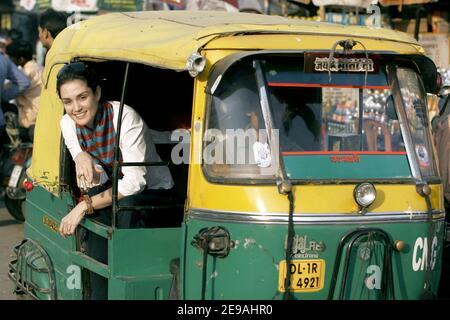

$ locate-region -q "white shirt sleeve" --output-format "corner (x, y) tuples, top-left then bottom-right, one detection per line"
(117, 108), (148, 197)
(60, 115), (83, 160)
(60, 104), (158, 196)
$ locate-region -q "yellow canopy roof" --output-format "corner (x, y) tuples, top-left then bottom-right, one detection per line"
(45, 10), (418, 83)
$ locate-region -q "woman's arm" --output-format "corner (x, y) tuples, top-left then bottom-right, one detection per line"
(2, 58), (30, 102)
(59, 187), (124, 236)
(59, 105), (148, 236)
(60, 116), (98, 188)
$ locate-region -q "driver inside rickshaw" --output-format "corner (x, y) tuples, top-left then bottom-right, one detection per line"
(56, 61), (174, 299)
(269, 86), (322, 152)
(206, 63), (321, 174)
(207, 66), (266, 168)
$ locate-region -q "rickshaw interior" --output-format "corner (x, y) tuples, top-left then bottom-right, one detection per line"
(60, 60), (193, 228)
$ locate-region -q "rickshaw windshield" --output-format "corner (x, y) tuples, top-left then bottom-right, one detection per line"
(203, 55), (436, 182)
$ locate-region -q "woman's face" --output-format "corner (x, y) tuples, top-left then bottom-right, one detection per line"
(59, 79), (101, 128)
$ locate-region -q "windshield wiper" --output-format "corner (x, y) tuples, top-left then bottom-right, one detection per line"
(253, 59), (295, 299)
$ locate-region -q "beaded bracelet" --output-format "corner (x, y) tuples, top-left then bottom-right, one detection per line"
(82, 194), (95, 215)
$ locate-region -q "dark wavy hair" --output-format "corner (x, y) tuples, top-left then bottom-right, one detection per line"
(56, 62), (99, 98)
(6, 39), (33, 62)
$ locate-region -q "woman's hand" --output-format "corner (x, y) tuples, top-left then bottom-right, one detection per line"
(75, 152), (95, 191)
(58, 201), (87, 237)
(92, 164), (105, 185)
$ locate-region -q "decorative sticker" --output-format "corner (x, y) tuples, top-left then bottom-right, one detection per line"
(415, 144), (430, 168)
(253, 142), (271, 168)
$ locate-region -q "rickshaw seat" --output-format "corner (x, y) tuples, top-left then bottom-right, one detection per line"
(129, 157), (187, 228)
(116, 189), (185, 228)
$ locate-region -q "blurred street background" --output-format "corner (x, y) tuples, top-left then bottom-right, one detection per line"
(0, 201), (23, 300)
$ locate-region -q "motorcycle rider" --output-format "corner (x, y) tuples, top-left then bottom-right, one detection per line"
(0, 44), (30, 134)
(432, 68), (450, 299)
(0, 47), (30, 201)
(6, 40), (42, 141)
(433, 68), (450, 209)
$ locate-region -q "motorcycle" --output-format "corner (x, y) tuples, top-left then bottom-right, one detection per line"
(0, 111), (32, 222)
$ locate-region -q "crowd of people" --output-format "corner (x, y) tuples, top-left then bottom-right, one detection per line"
(0, 8), (66, 143)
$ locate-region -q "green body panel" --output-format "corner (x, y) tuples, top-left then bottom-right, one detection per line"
(18, 186), (181, 300)
(16, 185), (445, 300)
(182, 218), (445, 300)
(107, 228), (181, 299)
(110, 229), (180, 277)
(109, 276), (173, 300)
(283, 155), (411, 180)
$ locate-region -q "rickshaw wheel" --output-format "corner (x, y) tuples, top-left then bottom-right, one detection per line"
(4, 195), (25, 222)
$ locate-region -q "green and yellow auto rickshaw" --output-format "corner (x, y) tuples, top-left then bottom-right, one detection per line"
(8, 11), (447, 300)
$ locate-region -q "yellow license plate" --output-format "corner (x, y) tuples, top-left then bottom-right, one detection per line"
(278, 259), (325, 292)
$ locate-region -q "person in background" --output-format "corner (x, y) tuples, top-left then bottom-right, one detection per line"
(0, 28), (24, 54)
(433, 73), (450, 214)
(8, 29), (23, 44)
(6, 40), (42, 140)
(0, 52), (30, 135)
(0, 29), (11, 54)
(432, 69), (450, 300)
(238, 0), (263, 13)
(38, 8), (67, 50)
(185, 0), (239, 11)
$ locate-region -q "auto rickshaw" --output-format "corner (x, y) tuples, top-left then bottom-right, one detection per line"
(8, 11), (447, 300)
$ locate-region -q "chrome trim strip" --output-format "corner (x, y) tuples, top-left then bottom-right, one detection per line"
(189, 208), (445, 224)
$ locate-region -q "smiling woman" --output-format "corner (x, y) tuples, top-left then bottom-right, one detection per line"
(59, 79), (100, 128)
(55, 61), (175, 299)
(57, 62), (101, 129)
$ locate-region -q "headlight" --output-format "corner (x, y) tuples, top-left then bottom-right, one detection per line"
(354, 183), (376, 209)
